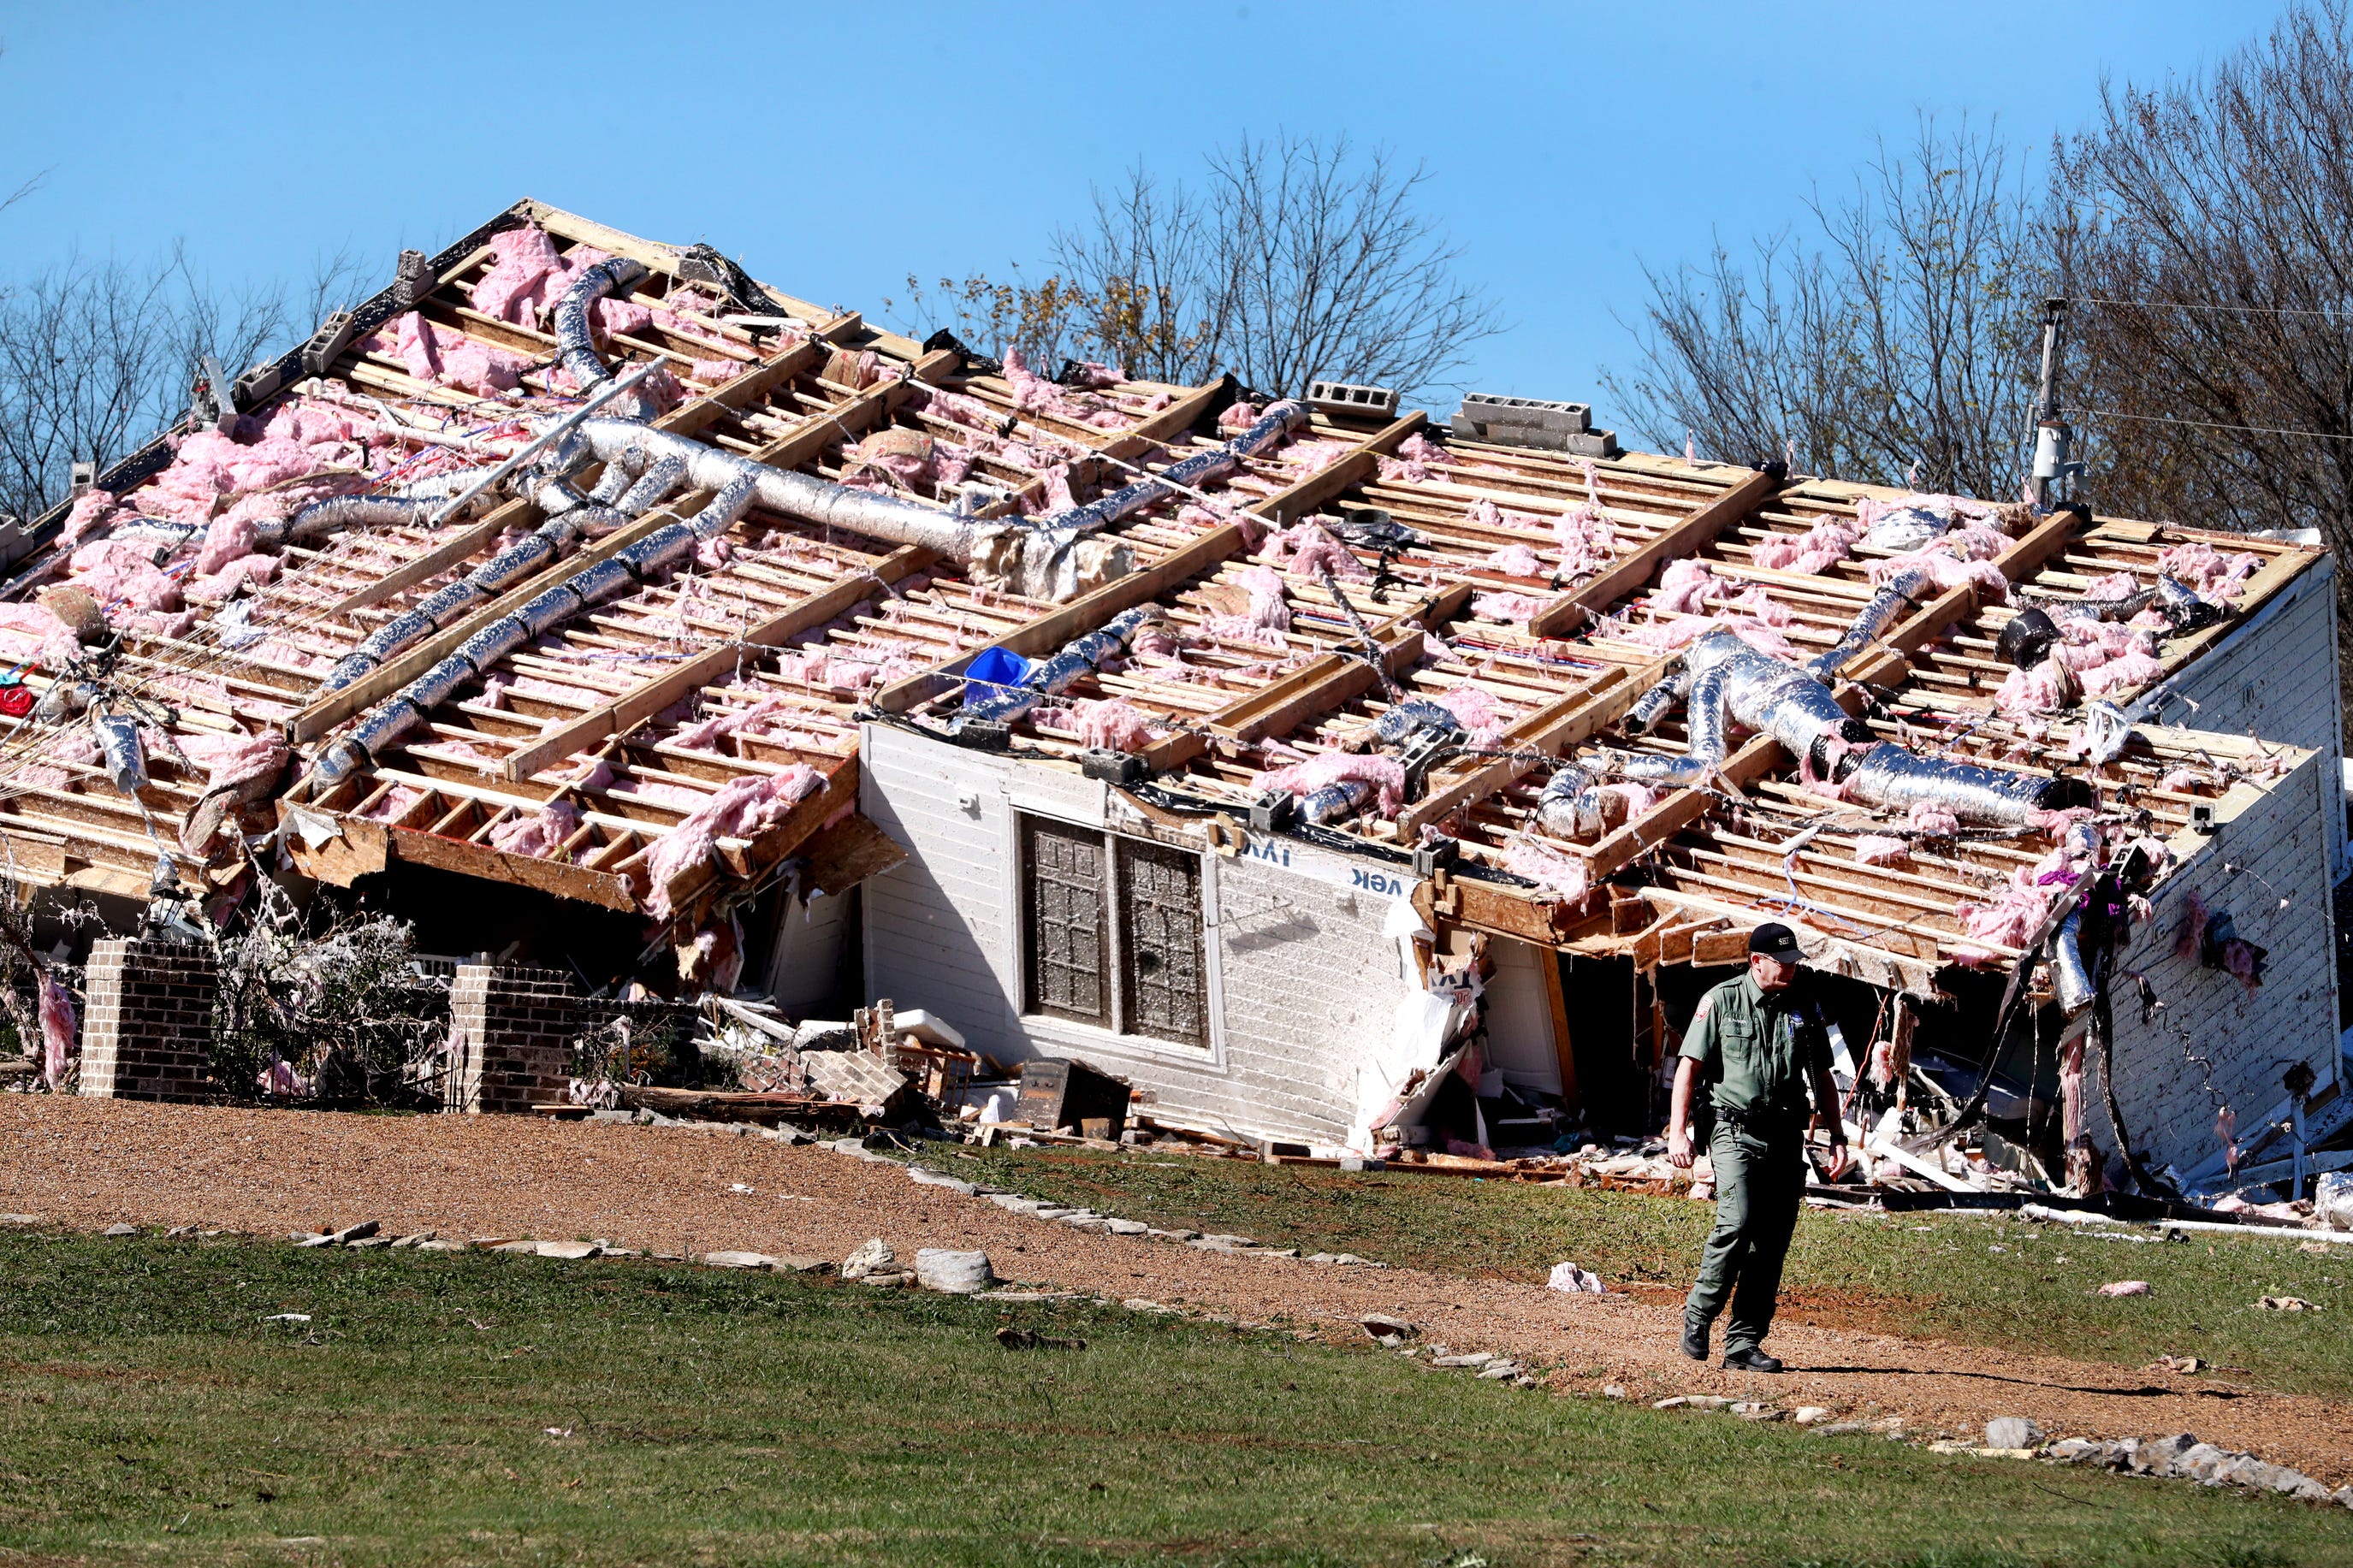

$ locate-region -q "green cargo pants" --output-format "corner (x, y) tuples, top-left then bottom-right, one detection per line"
(1684, 1120), (1805, 1354)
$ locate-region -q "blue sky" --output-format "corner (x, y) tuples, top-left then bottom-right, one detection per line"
(0, 2), (2274, 433)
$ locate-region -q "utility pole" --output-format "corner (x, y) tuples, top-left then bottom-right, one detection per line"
(2031, 297), (2084, 507)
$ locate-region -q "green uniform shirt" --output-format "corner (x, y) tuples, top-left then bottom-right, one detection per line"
(1679, 973), (1832, 1125)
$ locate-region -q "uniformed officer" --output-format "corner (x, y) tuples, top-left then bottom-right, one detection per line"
(1665, 922), (1852, 1372)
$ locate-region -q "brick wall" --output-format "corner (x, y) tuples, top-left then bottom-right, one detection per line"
(77, 938), (217, 1103)
(445, 965), (578, 1115)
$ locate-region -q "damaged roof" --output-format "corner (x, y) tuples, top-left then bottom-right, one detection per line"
(0, 200), (2328, 983)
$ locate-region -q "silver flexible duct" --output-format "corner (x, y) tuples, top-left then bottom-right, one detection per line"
(1043, 400), (1310, 535)
(1805, 566), (1934, 682)
(953, 607), (1169, 728)
(2051, 907), (2095, 1015)
(1535, 763), (1608, 838)
(1614, 631), (1870, 786)
(93, 712), (147, 796)
(305, 480), (744, 790)
(554, 257), (652, 403)
(316, 445), (689, 694)
(1834, 743), (2084, 828)
(259, 464), (510, 548)
(1605, 577), (2090, 828)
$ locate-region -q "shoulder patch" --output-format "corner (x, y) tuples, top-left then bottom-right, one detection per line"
(1691, 993), (1715, 1023)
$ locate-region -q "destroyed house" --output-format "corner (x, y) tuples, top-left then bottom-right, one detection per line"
(3, 202), (2340, 1195)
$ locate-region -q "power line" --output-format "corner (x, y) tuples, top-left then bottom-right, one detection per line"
(2072, 406), (2353, 445)
(2072, 294), (2353, 322)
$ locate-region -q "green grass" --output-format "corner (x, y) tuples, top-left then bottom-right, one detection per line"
(946, 1145), (2353, 1403)
(0, 1233), (2344, 1565)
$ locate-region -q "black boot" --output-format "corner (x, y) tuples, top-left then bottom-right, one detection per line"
(1722, 1346), (1782, 1374)
(1680, 1319), (1710, 1361)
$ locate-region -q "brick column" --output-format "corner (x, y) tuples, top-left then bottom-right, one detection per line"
(445, 965), (578, 1115)
(78, 938), (217, 1103)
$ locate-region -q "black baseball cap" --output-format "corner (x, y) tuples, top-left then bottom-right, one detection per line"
(1749, 922), (1802, 959)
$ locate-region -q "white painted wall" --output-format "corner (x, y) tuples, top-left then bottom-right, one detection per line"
(765, 887), (851, 1015)
(1482, 938), (1562, 1095)
(858, 723), (1421, 1147)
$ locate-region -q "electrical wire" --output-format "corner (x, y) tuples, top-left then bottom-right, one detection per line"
(2072, 406), (2353, 445)
(2072, 294), (2353, 322)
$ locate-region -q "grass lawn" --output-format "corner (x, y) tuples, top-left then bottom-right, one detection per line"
(0, 1234), (2344, 1566)
(946, 1145), (2353, 1404)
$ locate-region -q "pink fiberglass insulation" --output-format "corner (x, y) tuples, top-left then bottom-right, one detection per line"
(1867, 547), (2007, 600)
(1001, 347), (1127, 431)
(2156, 541), (2261, 601)
(1064, 361), (1125, 389)
(2078, 649), (2166, 699)
(1751, 515), (1860, 575)
(1994, 657), (2077, 719)
(1472, 591), (1556, 624)
(642, 765), (824, 918)
(194, 515), (258, 577)
(177, 731), (289, 791)
(489, 800), (582, 860)
(1378, 432), (1454, 484)
(355, 784), (426, 825)
(1553, 506), (1616, 578)
(1259, 751), (1408, 817)
(1434, 683), (1506, 732)
(1622, 613), (1797, 661)
(1484, 542), (1547, 578)
(691, 358), (740, 385)
(2060, 618), (2159, 666)
(2158, 766), (2215, 795)
(1268, 521), (1372, 583)
(1951, 880), (2052, 966)
(57, 490), (125, 552)
(1201, 565), (1292, 646)
(1218, 401), (1261, 434)
(38, 971), (76, 1087)
(1504, 837), (1591, 902)
(1909, 802), (1960, 837)
(1655, 559), (1717, 616)
(0, 603), (81, 668)
(1281, 438), (1355, 476)
(670, 693), (824, 754)
(1720, 583), (1793, 626)
(367, 312), (525, 398)
(1854, 834), (1911, 867)
(1058, 697), (1159, 754)
(470, 226), (564, 326)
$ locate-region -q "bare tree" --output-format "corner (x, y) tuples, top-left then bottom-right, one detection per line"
(895, 134), (1503, 404)
(2055, 2), (2353, 537)
(1605, 115), (2047, 496)
(0, 246), (366, 524)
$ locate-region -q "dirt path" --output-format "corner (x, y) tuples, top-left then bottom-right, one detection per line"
(8, 1098), (2350, 1484)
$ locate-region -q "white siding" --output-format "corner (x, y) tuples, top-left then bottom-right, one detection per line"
(2133, 558), (2345, 874)
(859, 724), (1419, 1147)
(2097, 748), (2341, 1174)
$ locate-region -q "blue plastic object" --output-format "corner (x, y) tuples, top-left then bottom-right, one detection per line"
(960, 646), (1034, 707)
